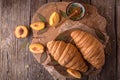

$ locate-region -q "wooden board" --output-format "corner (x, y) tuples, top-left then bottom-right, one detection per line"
(31, 2), (108, 80)
(117, 0), (120, 80)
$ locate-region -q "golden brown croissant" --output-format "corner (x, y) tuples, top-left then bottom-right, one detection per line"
(47, 41), (88, 72)
(71, 30), (105, 69)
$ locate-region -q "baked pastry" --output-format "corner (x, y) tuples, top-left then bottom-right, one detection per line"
(71, 30), (105, 69)
(47, 41), (88, 72)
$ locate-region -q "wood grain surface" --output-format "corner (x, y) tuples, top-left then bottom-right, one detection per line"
(0, 0), (118, 80)
(117, 0), (120, 80)
(90, 0), (117, 80)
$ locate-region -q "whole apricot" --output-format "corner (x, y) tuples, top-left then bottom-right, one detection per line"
(29, 43), (44, 54)
(14, 26), (28, 38)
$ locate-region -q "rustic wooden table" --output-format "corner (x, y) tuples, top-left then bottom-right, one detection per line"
(0, 0), (119, 80)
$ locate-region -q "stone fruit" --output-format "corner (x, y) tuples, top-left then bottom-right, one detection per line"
(30, 22), (45, 30)
(29, 43), (44, 54)
(14, 26), (28, 38)
(67, 69), (81, 79)
(47, 41), (88, 72)
(71, 30), (105, 69)
(49, 12), (60, 27)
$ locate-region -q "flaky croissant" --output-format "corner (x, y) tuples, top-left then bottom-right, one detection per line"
(47, 41), (88, 72)
(71, 30), (105, 69)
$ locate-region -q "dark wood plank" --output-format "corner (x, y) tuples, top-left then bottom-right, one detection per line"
(90, 0), (117, 80)
(0, 0), (54, 80)
(0, 0), (31, 80)
(117, 0), (120, 80)
(0, 0), (2, 79)
(29, 0), (54, 80)
(30, 0), (47, 18)
(47, 0), (61, 2)
(61, 0), (91, 3)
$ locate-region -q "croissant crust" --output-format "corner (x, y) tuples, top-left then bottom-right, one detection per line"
(71, 30), (105, 69)
(47, 41), (88, 72)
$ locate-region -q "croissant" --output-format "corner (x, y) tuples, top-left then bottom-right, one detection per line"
(47, 41), (88, 72)
(71, 30), (105, 69)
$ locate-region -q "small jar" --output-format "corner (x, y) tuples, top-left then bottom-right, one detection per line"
(66, 2), (85, 21)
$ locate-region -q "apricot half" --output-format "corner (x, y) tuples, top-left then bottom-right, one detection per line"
(30, 22), (45, 30)
(29, 43), (44, 54)
(67, 69), (81, 79)
(49, 12), (60, 27)
(14, 26), (28, 38)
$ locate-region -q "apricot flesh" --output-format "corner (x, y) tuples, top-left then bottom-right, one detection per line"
(67, 69), (81, 79)
(49, 12), (60, 27)
(14, 26), (28, 38)
(30, 22), (45, 30)
(29, 43), (44, 54)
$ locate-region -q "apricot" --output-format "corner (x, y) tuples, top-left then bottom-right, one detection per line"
(67, 69), (81, 79)
(49, 12), (60, 27)
(29, 43), (44, 54)
(30, 22), (45, 30)
(14, 26), (28, 38)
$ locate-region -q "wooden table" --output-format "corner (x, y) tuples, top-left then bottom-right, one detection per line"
(0, 0), (119, 80)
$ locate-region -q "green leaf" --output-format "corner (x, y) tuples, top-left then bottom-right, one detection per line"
(95, 29), (106, 42)
(59, 10), (67, 18)
(37, 13), (47, 22)
(21, 41), (28, 48)
(47, 61), (59, 66)
(19, 41), (29, 51)
(52, 61), (59, 65)
(56, 36), (68, 41)
(40, 52), (48, 63)
(47, 54), (59, 66)
(37, 27), (49, 35)
(47, 60), (59, 66)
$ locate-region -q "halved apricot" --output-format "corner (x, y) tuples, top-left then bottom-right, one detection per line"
(14, 26), (28, 38)
(29, 43), (44, 54)
(49, 12), (60, 27)
(30, 22), (45, 30)
(67, 69), (81, 79)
